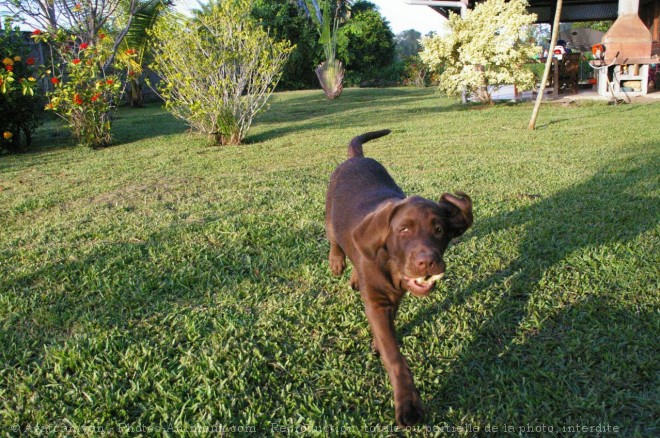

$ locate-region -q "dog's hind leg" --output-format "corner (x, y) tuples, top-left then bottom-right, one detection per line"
(350, 269), (360, 291)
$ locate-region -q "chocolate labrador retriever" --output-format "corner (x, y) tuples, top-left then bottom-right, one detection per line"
(325, 130), (472, 426)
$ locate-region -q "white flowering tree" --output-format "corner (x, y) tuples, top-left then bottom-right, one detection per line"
(420, 0), (538, 104)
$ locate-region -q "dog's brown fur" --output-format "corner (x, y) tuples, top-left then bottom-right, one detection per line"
(325, 130), (472, 426)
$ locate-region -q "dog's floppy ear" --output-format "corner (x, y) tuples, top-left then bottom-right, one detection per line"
(439, 192), (473, 238)
(353, 200), (403, 260)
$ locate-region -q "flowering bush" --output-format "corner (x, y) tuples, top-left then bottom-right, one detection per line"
(420, 0), (537, 104)
(1, 23), (44, 153)
(31, 29), (131, 148)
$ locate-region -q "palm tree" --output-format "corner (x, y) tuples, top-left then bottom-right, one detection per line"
(115, 0), (172, 107)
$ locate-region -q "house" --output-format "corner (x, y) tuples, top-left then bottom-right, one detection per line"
(405, 0), (660, 96)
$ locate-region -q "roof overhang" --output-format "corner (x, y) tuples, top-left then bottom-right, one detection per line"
(405, 0), (622, 23)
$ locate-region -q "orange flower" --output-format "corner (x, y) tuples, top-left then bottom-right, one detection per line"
(32, 29), (42, 35)
(91, 93), (101, 102)
(5, 65), (13, 72)
(106, 79), (114, 85)
(72, 58), (81, 65)
(50, 77), (59, 84)
(126, 49), (137, 55)
(73, 94), (83, 105)
(80, 43), (89, 50)
(3, 131), (13, 140)
(26, 57), (36, 65)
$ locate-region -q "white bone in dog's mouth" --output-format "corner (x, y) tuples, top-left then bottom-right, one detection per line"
(414, 273), (444, 286)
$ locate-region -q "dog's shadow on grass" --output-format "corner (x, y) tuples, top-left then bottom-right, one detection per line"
(401, 145), (659, 429)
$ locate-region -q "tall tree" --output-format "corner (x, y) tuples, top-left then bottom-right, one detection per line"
(337, 0), (394, 78)
(395, 29), (422, 59)
(251, 0), (322, 90)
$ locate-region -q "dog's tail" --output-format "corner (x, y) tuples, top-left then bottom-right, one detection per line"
(347, 129), (391, 159)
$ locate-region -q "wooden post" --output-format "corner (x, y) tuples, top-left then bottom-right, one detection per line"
(528, 0), (564, 130)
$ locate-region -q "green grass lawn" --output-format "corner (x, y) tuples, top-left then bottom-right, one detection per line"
(1, 88), (658, 436)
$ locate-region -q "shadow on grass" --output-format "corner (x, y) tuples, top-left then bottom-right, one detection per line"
(248, 88), (465, 144)
(110, 105), (189, 145)
(0, 104), (188, 172)
(403, 145), (659, 431)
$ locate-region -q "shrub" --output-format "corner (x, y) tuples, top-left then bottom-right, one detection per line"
(32, 29), (129, 148)
(420, 0), (537, 104)
(1, 22), (44, 153)
(149, 0), (293, 145)
(402, 55), (430, 87)
(336, 1), (395, 80)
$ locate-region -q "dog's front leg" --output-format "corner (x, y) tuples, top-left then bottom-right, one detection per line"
(364, 300), (423, 427)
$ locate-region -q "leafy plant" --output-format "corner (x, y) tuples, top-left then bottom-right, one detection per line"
(0, 19), (44, 153)
(420, 0), (537, 104)
(336, 0), (395, 79)
(32, 28), (129, 148)
(149, 0), (293, 145)
(402, 55), (429, 87)
(0, 0), (172, 74)
(115, 0), (172, 107)
(299, 0), (349, 99)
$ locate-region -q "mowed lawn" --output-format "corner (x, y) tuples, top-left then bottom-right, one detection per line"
(1, 88), (658, 436)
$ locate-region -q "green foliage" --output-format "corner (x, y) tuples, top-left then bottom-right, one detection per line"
(115, 0), (172, 107)
(298, 0), (348, 99)
(32, 29), (128, 148)
(251, 0), (322, 90)
(337, 1), (395, 82)
(420, 0), (538, 103)
(0, 20), (44, 153)
(572, 21), (612, 33)
(402, 55), (430, 87)
(149, 0), (293, 145)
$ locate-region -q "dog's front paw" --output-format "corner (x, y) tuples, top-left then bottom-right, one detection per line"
(329, 255), (346, 276)
(395, 391), (424, 427)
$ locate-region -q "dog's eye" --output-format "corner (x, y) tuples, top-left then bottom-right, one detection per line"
(434, 226), (443, 235)
(399, 227), (410, 234)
